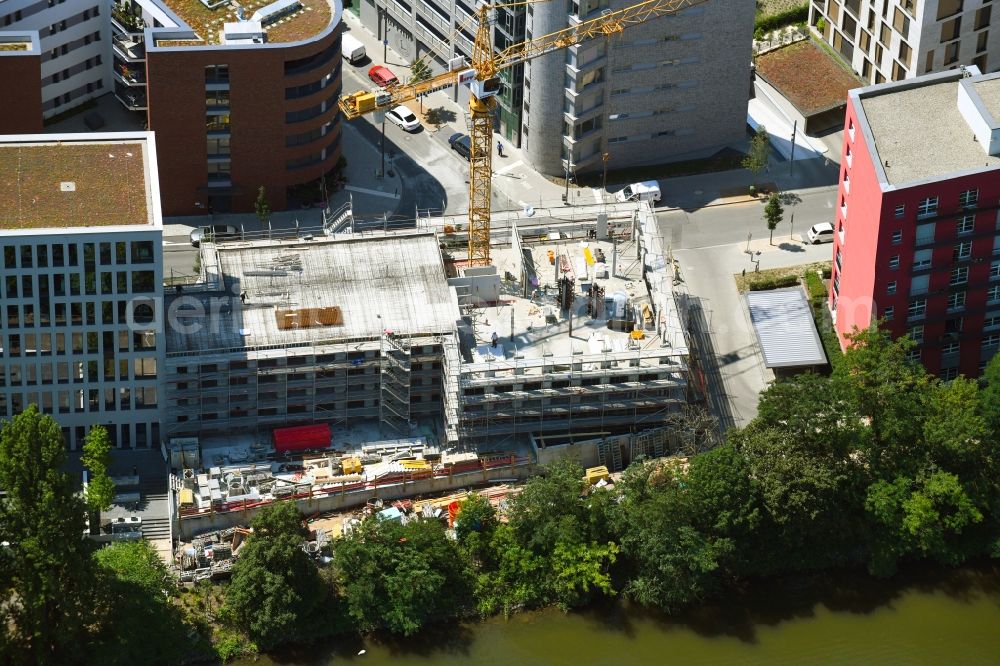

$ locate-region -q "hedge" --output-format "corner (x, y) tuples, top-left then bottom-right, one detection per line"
(747, 274), (800, 291)
(755, 4), (809, 32)
(804, 271), (827, 302)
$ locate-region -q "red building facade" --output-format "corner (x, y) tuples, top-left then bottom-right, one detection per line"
(831, 68), (1000, 379)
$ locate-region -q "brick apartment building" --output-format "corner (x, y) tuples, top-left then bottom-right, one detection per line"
(0, 0), (344, 215)
(831, 66), (1000, 378)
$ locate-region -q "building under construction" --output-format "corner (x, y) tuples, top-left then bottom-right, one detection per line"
(163, 201), (696, 453)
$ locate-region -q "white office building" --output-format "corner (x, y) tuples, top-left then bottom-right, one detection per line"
(0, 132), (165, 449)
(0, 0), (112, 118)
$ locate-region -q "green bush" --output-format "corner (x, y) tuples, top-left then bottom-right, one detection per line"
(215, 631), (257, 663)
(804, 271), (827, 302)
(748, 274), (800, 291)
(755, 4), (809, 32)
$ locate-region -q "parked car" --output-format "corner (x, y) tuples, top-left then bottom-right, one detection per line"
(806, 222), (835, 244)
(341, 33), (366, 65)
(386, 105), (420, 131)
(190, 224), (239, 247)
(368, 65), (399, 88)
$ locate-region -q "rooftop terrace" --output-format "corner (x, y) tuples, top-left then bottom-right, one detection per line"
(859, 72), (1000, 186)
(0, 138), (153, 230)
(133, 0), (333, 47)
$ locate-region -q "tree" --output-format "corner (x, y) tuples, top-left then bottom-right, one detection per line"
(763, 192), (783, 244)
(90, 541), (192, 666)
(223, 502), (331, 650)
(456, 492), (498, 566)
(508, 458), (589, 554)
(978, 352), (1000, 438)
(409, 57), (432, 113)
(742, 126), (770, 183)
(254, 186), (271, 230)
(0, 405), (95, 665)
(835, 326), (932, 478)
(334, 516), (472, 635)
(865, 471), (983, 575)
(81, 425), (115, 522)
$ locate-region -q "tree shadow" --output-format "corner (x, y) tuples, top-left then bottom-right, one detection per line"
(779, 192), (803, 206)
(424, 107), (457, 128)
(777, 242), (805, 252)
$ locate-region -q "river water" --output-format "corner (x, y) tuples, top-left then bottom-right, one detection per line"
(241, 562), (1000, 665)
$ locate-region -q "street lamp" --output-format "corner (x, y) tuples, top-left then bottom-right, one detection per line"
(563, 159), (574, 204)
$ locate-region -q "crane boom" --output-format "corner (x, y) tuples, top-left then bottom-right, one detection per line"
(337, 0), (711, 264)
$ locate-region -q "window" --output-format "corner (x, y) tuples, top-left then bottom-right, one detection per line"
(984, 334), (1000, 348)
(891, 229), (903, 244)
(915, 222), (935, 245)
(942, 342), (960, 355)
(887, 281), (897, 295)
(985, 314), (1000, 331)
(947, 291), (966, 311)
(907, 348), (922, 363)
(959, 189), (979, 207)
(908, 298), (926, 319)
(991, 260), (1000, 280)
(951, 266), (969, 285)
(884, 306), (895, 321)
(954, 241), (972, 260)
(917, 197), (938, 218)
(889, 255), (900, 269)
(913, 249), (932, 270)
(836, 247), (843, 271)
(941, 367), (959, 381)
(908, 325), (924, 343)
(989, 284), (1000, 304)
(958, 215), (975, 234)
(834, 272), (841, 295)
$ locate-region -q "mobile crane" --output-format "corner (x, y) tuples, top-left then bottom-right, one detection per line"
(338, 0), (707, 265)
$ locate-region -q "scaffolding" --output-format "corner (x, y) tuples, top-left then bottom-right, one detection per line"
(379, 332), (413, 436)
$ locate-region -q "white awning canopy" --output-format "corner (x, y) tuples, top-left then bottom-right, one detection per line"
(746, 288), (828, 368)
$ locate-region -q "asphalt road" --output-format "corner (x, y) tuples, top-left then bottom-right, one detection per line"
(656, 185), (840, 251)
(340, 63), (470, 218)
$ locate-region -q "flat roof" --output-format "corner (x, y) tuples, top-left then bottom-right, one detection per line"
(972, 77), (1000, 122)
(157, 0), (332, 46)
(745, 288), (827, 369)
(857, 72), (1000, 185)
(166, 233), (460, 355)
(755, 40), (863, 116)
(0, 135), (156, 230)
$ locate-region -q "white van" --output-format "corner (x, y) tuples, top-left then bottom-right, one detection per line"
(341, 33), (366, 65)
(615, 181), (661, 203)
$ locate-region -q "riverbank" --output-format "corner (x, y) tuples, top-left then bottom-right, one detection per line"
(237, 559), (1000, 665)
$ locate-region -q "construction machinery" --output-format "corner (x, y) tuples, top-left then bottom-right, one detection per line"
(338, 0), (706, 265)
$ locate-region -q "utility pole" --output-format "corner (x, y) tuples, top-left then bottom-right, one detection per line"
(380, 116), (386, 178)
(789, 119), (797, 178)
(601, 152), (610, 209)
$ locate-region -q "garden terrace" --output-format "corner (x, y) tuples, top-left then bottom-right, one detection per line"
(160, 0), (332, 45)
(0, 139), (153, 229)
(755, 39), (864, 117)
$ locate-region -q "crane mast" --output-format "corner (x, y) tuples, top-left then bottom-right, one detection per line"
(338, 0), (708, 265)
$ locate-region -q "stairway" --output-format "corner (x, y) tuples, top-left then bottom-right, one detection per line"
(138, 470), (171, 542)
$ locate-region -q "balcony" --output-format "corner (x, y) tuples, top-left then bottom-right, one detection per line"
(113, 34), (146, 61)
(114, 85), (147, 111)
(114, 64), (146, 87)
(111, 7), (147, 35)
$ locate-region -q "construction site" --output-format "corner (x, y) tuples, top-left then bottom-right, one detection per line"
(161, 200), (699, 539)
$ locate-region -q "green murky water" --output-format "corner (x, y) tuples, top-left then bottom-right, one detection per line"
(240, 562), (1000, 665)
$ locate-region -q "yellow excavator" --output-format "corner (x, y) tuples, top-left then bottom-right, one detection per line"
(338, 0), (707, 265)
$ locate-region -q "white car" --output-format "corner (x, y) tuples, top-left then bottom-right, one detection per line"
(386, 106), (420, 132)
(807, 222), (835, 244)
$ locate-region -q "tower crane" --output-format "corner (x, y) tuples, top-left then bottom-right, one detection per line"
(339, 0), (707, 265)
